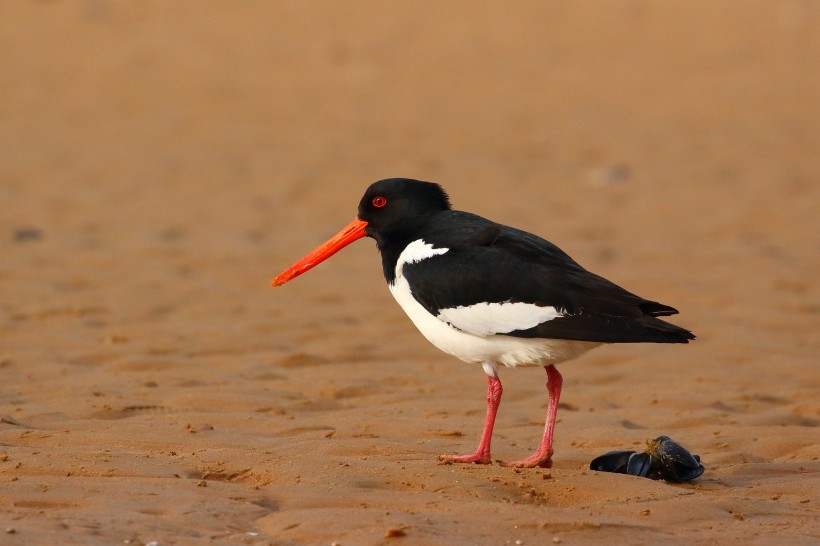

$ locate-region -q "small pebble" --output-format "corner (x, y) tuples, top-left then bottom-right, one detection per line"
(13, 227), (43, 242)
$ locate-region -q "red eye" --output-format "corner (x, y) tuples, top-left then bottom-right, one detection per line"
(372, 196), (387, 208)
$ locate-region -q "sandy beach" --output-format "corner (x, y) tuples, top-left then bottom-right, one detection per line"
(1, 1), (819, 544)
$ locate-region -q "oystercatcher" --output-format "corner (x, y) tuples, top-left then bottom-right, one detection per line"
(272, 178), (694, 468)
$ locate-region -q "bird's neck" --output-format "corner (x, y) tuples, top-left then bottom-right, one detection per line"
(376, 232), (419, 285)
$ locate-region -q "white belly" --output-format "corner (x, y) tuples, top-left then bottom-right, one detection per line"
(388, 275), (598, 368)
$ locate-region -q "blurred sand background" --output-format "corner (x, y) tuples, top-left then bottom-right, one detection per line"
(1, 1), (819, 544)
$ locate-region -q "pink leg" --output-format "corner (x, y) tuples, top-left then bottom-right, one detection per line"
(439, 375), (502, 465)
(501, 365), (563, 468)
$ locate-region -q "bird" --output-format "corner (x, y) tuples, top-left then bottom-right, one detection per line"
(272, 178), (694, 468)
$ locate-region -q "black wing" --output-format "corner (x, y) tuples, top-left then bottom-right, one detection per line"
(403, 213), (695, 344)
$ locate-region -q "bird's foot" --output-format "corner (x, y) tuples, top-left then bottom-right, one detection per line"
(438, 451), (492, 465)
(500, 449), (553, 469)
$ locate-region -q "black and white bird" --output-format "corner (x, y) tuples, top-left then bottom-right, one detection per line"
(272, 178), (694, 468)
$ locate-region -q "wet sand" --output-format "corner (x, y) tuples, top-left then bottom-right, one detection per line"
(1, 1), (819, 544)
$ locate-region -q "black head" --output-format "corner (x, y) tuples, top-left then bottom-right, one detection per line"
(358, 178), (451, 245)
(271, 178), (450, 287)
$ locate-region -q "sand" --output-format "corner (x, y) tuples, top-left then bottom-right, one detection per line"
(1, 1), (819, 544)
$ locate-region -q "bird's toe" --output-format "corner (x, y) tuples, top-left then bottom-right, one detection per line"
(438, 452), (492, 465)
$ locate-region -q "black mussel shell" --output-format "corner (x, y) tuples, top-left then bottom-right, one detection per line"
(589, 450), (635, 474)
(590, 436), (705, 482)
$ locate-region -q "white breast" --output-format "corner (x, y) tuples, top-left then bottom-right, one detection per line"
(388, 239), (598, 368)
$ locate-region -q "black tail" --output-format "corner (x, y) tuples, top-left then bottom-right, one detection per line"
(639, 315), (696, 343)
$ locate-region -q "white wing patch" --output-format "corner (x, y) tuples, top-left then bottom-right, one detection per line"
(437, 302), (564, 337)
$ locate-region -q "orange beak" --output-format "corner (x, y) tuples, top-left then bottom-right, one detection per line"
(271, 217), (368, 287)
